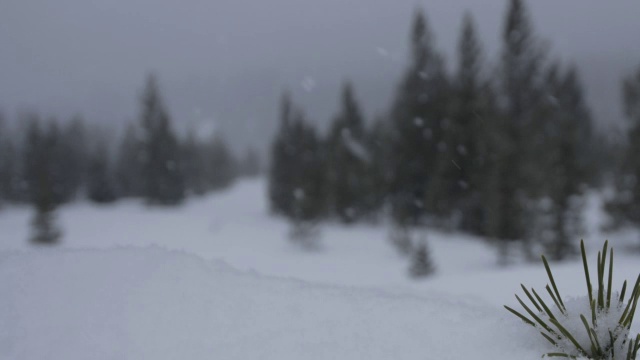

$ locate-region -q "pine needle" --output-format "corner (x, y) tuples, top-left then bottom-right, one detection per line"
(543, 255), (565, 311)
(581, 240), (593, 306)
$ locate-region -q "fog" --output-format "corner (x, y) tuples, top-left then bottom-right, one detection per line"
(1, 0), (639, 150)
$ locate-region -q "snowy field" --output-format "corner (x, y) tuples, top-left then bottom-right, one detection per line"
(1, 179), (639, 359)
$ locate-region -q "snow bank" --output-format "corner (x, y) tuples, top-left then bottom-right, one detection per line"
(0, 247), (544, 360)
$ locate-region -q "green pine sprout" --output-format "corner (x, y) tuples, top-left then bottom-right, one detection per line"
(505, 240), (640, 359)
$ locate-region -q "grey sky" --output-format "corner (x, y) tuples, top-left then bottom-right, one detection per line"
(1, 0), (639, 151)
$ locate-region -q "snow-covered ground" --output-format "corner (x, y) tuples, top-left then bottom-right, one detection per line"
(1, 179), (639, 359)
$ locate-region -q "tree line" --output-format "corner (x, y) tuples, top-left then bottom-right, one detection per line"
(269, 0), (628, 263)
(0, 75), (260, 244)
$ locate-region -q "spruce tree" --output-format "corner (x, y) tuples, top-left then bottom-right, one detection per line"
(23, 116), (45, 205)
(269, 92), (297, 215)
(25, 118), (62, 245)
(365, 116), (394, 220)
(434, 13), (496, 233)
(494, 0), (546, 261)
(206, 134), (236, 191)
(388, 9), (449, 224)
(138, 74), (185, 205)
(56, 116), (88, 202)
(288, 119), (326, 251)
(607, 64), (640, 231)
(288, 110), (327, 221)
(115, 124), (144, 198)
(87, 142), (117, 204)
(0, 137), (18, 204)
(43, 121), (68, 205)
(268, 93), (327, 220)
(540, 65), (593, 260)
(181, 131), (208, 195)
(408, 237), (436, 278)
(326, 82), (369, 223)
(30, 197), (62, 245)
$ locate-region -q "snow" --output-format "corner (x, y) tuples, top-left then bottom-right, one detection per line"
(547, 295), (631, 358)
(0, 247), (543, 360)
(1, 179), (639, 359)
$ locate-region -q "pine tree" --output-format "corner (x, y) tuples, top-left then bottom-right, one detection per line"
(539, 65), (593, 261)
(607, 64), (640, 231)
(434, 13), (496, 233)
(87, 141), (117, 204)
(56, 116), (88, 202)
(115, 124), (144, 198)
(364, 116), (394, 220)
(22, 116), (45, 205)
(408, 237), (435, 278)
(30, 202), (62, 245)
(181, 131), (208, 195)
(388, 9), (450, 224)
(25, 118), (62, 245)
(0, 137), (18, 203)
(269, 92), (297, 215)
(493, 0), (547, 261)
(138, 74), (185, 205)
(207, 134), (236, 191)
(288, 110), (327, 221)
(268, 93), (327, 220)
(43, 121), (69, 205)
(326, 82), (369, 223)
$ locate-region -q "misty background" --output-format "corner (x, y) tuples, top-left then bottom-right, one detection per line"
(2, 0), (640, 152)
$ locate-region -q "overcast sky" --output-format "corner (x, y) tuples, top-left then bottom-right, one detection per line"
(1, 0), (640, 151)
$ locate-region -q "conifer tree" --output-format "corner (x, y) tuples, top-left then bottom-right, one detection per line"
(138, 74), (185, 205)
(115, 124), (144, 198)
(181, 131), (208, 195)
(87, 141), (117, 204)
(43, 120), (69, 205)
(25, 118), (62, 245)
(56, 116), (88, 202)
(607, 64), (640, 231)
(207, 134), (236, 191)
(365, 116), (394, 220)
(287, 116), (326, 249)
(269, 92), (297, 216)
(287, 110), (327, 221)
(0, 137), (18, 204)
(268, 93), (327, 220)
(493, 0), (546, 260)
(540, 65), (593, 260)
(432, 13), (496, 233)
(408, 237), (436, 278)
(326, 82), (369, 223)
(388, 9), (450, 224)
(23, 116), (45, 205)
(30, 196), (62, 245)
